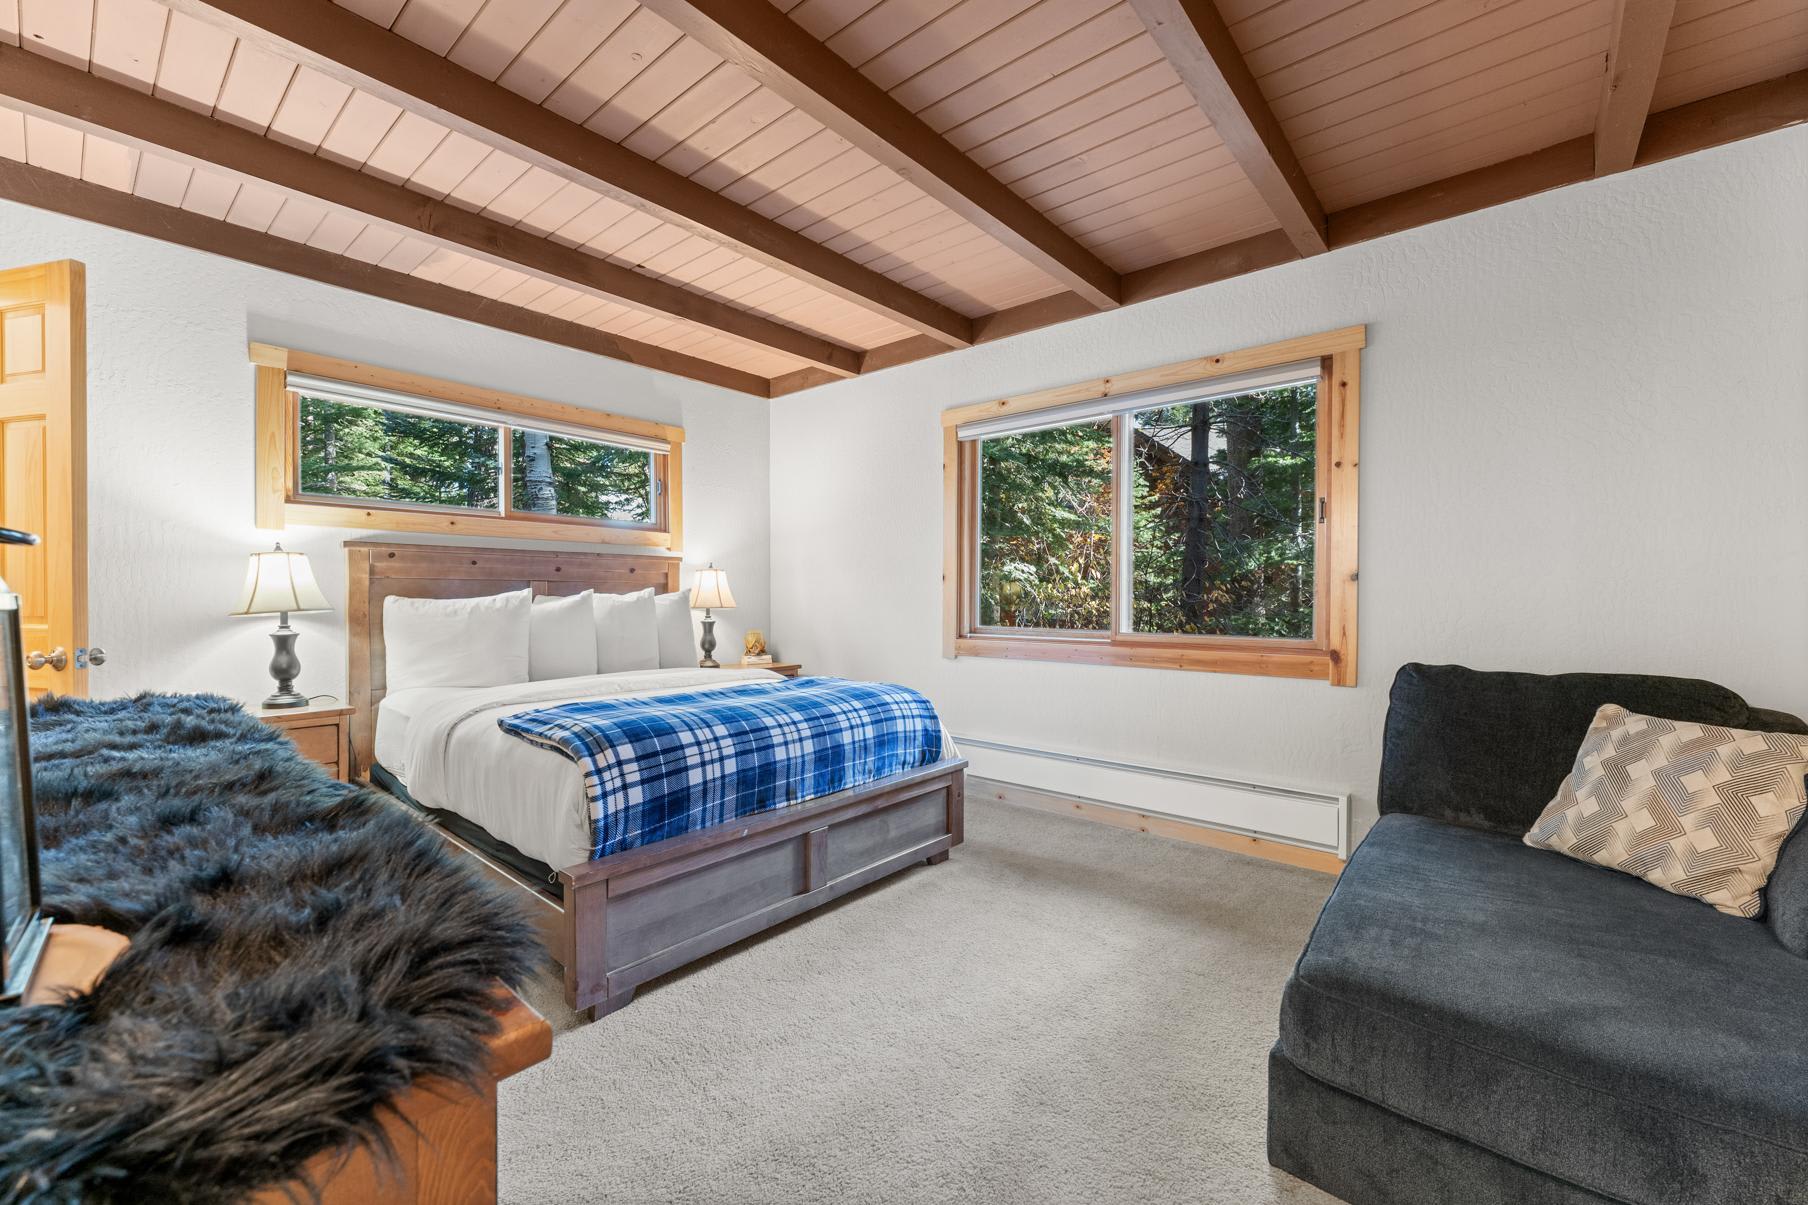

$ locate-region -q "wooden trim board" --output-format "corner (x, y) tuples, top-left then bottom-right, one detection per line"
(940, 325), (1366, 428)
(251, 343), (684, 445)
(973, 777), (1343, 875)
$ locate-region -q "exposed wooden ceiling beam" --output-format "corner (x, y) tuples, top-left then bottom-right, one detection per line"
(1634, 66), (1806, 160)
(161, 0), (973, 350)
(770, 70), (1808, 397)
(1595, 0), (1681, 175)
(1333, 70), (1803, 244)
(0, 157), (768, 396)
(0, 44), (859, 377)
(771, 230), (1304, 393)
(1128, 0), (1327, 256)
(636, 0), (1123, 310)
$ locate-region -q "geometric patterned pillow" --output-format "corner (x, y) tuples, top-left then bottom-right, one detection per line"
(1524, 704), (1808, 917)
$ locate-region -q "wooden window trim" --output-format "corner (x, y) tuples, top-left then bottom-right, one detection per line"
(251, 344), (685, 549)
(941, 325), (1361, 685)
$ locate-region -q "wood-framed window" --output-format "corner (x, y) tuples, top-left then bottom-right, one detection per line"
(251, 344), (683, 548)
(942, 326), (1361, 685)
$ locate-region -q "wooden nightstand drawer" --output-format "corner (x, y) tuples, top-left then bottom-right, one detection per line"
(256, 704), (353, 783)
(288, 724), (340, 765)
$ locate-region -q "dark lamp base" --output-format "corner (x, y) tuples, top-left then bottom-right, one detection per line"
(263, 623), (307, 709)
(698, 611), (720, 668)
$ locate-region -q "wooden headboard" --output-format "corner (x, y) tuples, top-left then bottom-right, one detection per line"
(344, 540), (681, 779)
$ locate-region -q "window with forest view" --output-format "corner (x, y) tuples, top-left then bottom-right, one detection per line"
(975, 383), (1317, 639)
(978, 420), (1112, 629)
(299, 395), (500, 510)
(510, 428), (654, 523)
(261, 350), (683, 549)
(950, 328), (1361, 683)
(296, 395), (661, 528)
(1130, 382), (1316, 639)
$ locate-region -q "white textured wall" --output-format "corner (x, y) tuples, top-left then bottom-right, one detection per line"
(0, 201), (771, 705)
(770, 126), (1808, 835)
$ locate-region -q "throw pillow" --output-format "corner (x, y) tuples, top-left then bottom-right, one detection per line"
(1524, 704), (1808, 917)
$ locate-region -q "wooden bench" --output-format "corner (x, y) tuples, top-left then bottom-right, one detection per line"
(29, 925), (552, 1204)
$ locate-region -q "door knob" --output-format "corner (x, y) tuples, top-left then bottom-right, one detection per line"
(79, 647), (106, 669)
(27, 647), (67, 671)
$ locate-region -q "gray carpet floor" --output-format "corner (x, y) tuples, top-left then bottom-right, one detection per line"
(501, 798), (1340, 1205)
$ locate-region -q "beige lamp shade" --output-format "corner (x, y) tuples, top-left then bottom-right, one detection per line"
(230, 544), (332, 616)
(689, 565), (736, 611)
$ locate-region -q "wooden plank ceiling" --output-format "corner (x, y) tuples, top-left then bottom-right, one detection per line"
(0, 0), (1802, 397)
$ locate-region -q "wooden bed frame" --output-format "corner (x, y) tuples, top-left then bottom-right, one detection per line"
(345, 540), (966, 1018)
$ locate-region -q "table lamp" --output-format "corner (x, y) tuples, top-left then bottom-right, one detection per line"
(689, 564), (736, 668)
(231, 543), (332, 708)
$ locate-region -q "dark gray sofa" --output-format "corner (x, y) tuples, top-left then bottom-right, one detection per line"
(1268, 663), (1808, 1205)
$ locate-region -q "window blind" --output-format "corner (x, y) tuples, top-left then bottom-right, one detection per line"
(954, 358), (1321, 442)
(284, 372), (672, 455)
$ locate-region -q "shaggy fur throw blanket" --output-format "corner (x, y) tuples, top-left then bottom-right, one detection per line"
(0, 694), (541, 1204)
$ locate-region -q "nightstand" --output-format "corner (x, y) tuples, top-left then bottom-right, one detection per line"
(256, 702), (353, 781)
(730, 662), (802, 677)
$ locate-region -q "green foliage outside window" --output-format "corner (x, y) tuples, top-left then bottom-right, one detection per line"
(977, 421), (1112, 629)
(974, 381), (1316, 639)
(298, 395), (499, 510)
(1131, 383), (1316, 638)
(511, 429), (654, 523)
(297, 397), (657, 525)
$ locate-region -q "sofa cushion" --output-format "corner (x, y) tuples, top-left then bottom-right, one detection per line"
(1379, 663), (1757, 834)
(1278, 815), (1808, 1205)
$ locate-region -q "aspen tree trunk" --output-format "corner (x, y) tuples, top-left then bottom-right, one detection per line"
(522, 431), (558, 512)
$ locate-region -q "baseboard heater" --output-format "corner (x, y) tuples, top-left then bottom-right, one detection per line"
(954, 736), (1350, 860)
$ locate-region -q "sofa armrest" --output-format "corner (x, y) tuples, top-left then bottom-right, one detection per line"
(1747, 707), (1808, 735)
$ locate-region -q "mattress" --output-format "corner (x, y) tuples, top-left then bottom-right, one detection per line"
(377, 668), (782, 871)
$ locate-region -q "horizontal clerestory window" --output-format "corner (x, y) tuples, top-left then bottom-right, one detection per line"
(253, 345), (683, 548)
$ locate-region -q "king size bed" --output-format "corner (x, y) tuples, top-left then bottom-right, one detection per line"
(345, 540), (966, 1018)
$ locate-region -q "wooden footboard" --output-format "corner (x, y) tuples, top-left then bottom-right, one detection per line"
(559, 761), (965, 1015)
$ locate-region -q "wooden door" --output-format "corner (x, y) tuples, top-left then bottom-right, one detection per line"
(0, 261), (87, 698)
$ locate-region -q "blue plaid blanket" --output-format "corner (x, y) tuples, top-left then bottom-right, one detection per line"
(497, 677), (945, 859)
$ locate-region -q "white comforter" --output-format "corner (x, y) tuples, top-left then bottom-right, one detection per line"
(380, 668), (782, 871)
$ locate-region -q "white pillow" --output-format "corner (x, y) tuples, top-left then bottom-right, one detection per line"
(592, 587), (659, 673)
(655, 590), (696, 669)
(384, 588), (531, 693)
(529, 591), (598, 681)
